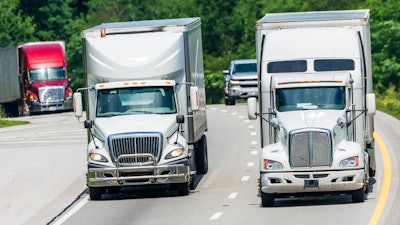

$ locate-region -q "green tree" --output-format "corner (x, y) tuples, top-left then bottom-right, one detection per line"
(365, 0), (400, 93)
(0, 0), (35, 47)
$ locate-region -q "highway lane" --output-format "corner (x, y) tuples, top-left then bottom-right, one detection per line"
(54, 105), (398, 225)
(0, 105), (398, 225)
(0, 112), (87, 225)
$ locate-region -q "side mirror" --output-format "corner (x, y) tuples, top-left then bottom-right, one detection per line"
(270, 118), (280, 129)
(84, 120), (93, 129)
(222, 70), (229, 75)
(190, 86), (199, 111)
(73, 92), (83, 118)
(176, 115), (185, 124)
(366, 93), (376, 116)
(72, 69), (77, 80)
(337, 116), (347, 128)
(247, 97), (257, 120)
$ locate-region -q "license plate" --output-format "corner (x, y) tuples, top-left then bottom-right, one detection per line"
(49, 106), (56, 111)
(304, 180), (319, 189)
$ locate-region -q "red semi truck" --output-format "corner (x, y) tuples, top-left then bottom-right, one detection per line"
(0, 41), (74, 116)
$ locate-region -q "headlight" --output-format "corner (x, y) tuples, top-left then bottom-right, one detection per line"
(230, 80), (239, 85)
(263, 159), (283, 170)
(165, 146), (185, 159)
(339, 156), (359, 168)
(89, 153), (108, 162)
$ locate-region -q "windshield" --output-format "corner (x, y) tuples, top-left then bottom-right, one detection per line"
(96, 86), (177, 117)
(276, 87), (345, 111)
(29, 67), (66, 82)
(233, 63), (257, 73)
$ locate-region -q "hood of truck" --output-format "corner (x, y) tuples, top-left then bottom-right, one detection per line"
(230, 72), (257, 80)
(277, 110), (344, 131)
(94, 114), (177, 138)
(31, 80), (68, 90)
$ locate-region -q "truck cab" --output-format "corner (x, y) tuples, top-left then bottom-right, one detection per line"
(75, 18), (208, 200)
(19, 42), (73, 114)
(248, 10), (376, 207)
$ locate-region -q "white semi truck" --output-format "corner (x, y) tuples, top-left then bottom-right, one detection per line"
(74, 18), (208, 200)
(247, 10), (376, 206)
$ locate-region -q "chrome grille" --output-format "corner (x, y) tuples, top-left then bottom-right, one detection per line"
(290, 130), (331, 168)
(108, 132), (162, 166)
(38, 86), (65, 103)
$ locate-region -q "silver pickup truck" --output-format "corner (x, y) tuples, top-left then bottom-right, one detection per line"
(223, 59), (258, 105)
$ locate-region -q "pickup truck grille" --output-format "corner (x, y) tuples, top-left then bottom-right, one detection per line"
(108, 132), (162, 165)
(290, 129), (331, 168)
(238, 79), (258, 88)
(38, 86), (65, 103)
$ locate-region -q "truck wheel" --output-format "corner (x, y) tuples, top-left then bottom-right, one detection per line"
(89, 187), (104, 200)
(261, 191), (275, 207)
(176, 182), (190, 196)
(195, 135), (208, 175)
(351, 188), (365, 203)
(189, 174), (198, 190)
(369, 167), (376, 177)
(107, 186), (121, 195)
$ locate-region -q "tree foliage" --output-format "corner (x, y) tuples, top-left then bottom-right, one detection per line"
(3, 0), (400, 105)
(0, 0), (35, 46)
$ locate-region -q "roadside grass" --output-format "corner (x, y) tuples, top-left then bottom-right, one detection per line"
(0, 105), (30, 128)
(376, 87), (400, 120)
(0, 119), (30, 128)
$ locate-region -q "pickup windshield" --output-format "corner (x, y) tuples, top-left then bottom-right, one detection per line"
(96, 86), (177, 117)
(276, 86), (345, 111)
(29, 67), (66, 82)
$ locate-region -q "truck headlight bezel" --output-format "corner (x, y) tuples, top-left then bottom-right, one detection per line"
(165, 146), (185, 159)
(263, 159), (283, 170)
(89, 153), (108, 163)
(339, 156), (359, 168)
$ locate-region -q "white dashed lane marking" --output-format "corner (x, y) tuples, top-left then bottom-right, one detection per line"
(210, 212), (223, 220)
(241, 176), (250, 182)
(228, 192), (238, 199)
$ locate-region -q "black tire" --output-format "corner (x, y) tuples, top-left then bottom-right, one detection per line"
(176, 182), (190, 196)
(195, 135), (208, 175)
(107, 186), (121, 194)
(189, 174), (198, 190)
(224, 97), (236, 105)
(89, 187), (104, 200)
(351, 188), (365, 203)
(261, 191), (275, 207)
(369, 167), (376, 177)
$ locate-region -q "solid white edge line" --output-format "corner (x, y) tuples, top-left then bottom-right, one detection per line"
(52, 196), (89, 225)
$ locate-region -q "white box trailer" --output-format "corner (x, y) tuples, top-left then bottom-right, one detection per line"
(248, 10), (376, 206)
(74, 18), (208, 199)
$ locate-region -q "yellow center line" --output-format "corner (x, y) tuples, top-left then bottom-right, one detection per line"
(369, 132), (392, 225)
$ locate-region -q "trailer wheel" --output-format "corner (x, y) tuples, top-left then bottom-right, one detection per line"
(195, 135), (208, 174)
(261, 191), (275, 207)
(89, 187), (104, 200)
(351, 188), (365, 203)
(176, 182), (190, 196)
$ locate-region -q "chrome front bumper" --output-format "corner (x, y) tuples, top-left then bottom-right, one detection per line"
(29, 98), (73, 113)
(260, 169), (365, 194)
(87, 154), (190, 187)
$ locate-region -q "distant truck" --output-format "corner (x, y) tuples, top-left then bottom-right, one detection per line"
(223, 59), (258, 105)
(74, 18), (208, 200)
(247, 10), (376, 206)
(0, 42), (74, 116)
